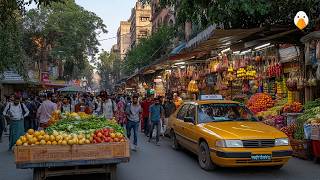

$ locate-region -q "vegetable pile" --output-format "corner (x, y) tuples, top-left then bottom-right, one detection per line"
(283, 102), (303, 113)
(16, 112), (126, 146)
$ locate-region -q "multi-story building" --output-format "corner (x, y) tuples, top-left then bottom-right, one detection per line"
(117, 21), (131, 60)
(129, 2), (152, 48)
(151, 0), (175, 32)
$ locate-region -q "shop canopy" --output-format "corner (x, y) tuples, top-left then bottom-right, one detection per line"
(57, 85), (84, 93)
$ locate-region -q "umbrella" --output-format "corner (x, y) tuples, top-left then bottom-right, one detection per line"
(57, 86), (84, 92)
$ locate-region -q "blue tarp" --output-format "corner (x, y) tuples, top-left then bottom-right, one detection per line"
(170, 42), (186, 55)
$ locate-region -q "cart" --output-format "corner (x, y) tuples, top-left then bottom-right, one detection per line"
(14, 142), (130, 180)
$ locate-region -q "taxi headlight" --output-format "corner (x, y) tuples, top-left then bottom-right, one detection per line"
(216, 140), (243, 148)
(275, 138), (289, 146)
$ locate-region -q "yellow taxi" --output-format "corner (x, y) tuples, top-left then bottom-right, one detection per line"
(168, 95), (292, 170)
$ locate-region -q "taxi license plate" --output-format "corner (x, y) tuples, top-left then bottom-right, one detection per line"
(251, 154), (272, 161)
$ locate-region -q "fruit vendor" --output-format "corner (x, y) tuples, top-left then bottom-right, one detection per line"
(36, 93), (57, 130)
(3, 95), (29, 151)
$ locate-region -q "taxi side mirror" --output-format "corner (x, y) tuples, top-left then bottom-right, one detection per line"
(184, 117), (194, 123)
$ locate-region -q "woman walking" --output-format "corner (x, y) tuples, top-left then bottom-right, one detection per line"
(116, 97), (127, 127)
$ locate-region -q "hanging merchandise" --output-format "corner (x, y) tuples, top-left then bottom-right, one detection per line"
(187, 80), (199, 93)
(317, 63), (320, 80)
(137, 83), (146, 95)
(288, 91), (294, 103)
(307, 71), (317, 86)
(297, 74), (306, 91)
(286, 72), (298, 91)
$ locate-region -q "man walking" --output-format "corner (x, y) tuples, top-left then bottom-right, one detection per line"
(141, 95), (153, 136)
(148, 97), (164, 146)
(125, 95), (142, 151)
(101, 94), (117, 119)
(37, 93), (57, 129)
(3, 96), (29, 150)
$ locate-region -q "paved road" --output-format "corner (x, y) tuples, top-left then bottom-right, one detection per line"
(1, 133), (320, 180)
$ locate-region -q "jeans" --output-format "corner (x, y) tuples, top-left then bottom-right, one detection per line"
(143, 117), (150, 136)
(126, 120), (139, 145)
(0, 116), (4, 140)
(149, 121), (160, 142)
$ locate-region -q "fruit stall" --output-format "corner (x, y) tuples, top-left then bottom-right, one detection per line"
(14, 112), (129, 180)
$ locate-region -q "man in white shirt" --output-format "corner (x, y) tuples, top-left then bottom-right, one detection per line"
(102, 94), (117, 119)
(3, 96), (29, 150)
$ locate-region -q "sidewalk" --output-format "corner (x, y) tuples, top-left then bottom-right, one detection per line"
(0, 135), (32, 180)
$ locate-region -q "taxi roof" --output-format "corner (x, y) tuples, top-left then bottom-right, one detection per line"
(184, 100), (240, 105)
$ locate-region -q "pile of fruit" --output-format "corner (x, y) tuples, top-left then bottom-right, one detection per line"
(280, 124), (296, 139)
(247, 93), (274, 114)
(16, 115), (125, 146)
(283, 102), (303, 113)
(256, 98), (288, 119)
(92, 128), (125, 143)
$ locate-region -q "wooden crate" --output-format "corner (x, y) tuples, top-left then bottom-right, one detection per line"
(72, 142), (129, 161)
(290, 139), (308, 160)
(15, 145), (72, 163)
(15, 141), (129, 164)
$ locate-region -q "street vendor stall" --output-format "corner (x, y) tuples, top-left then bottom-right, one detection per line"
(14, 112), (129, 180)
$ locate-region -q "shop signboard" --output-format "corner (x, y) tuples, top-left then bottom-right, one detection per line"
(207, 74), (217, 87)
(41, 72), (50, 83)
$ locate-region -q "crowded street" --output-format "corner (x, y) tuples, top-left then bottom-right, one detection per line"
(1, 133), (320, 180)
(2, 0), (320, 180)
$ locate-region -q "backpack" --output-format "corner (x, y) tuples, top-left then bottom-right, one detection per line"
(7, 103), (27, 118)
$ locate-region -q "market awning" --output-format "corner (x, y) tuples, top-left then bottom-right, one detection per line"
(57, 85), (84, 92)
(170, 42), (186, 55)
(186, 25), (216, 49)
(189, 26), (299, 53)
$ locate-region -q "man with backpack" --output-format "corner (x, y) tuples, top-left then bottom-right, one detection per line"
(3, 95), (29, 151)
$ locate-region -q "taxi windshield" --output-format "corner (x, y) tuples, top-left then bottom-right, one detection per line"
(198, 103), (257, 123)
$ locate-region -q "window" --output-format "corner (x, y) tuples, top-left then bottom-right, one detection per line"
(198, 103), (257, 123)
(177, 104), (190, 120)
(185, 105), (196, 123)
(140, 17), (150, 22)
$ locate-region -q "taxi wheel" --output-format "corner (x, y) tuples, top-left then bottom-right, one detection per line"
(171, 131), (180, 150)
(198, 141), (216, 171)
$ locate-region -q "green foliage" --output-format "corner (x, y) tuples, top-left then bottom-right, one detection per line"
(0, 13), (25, 73)
(97, 51), (121, 90)
(145, 0), (320, 29)
(23, 0), (107, 79)
(123, 26), (175, 74)
(0, 0), (64, 27)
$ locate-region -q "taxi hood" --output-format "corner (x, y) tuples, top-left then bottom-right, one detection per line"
(200, 121), (287, 139)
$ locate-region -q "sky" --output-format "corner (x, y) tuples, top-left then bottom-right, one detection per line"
(75, 0), (136, 52)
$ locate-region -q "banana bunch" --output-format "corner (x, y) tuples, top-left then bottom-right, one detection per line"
(187, 80), (199, 93)
(237, 68), (246, 79)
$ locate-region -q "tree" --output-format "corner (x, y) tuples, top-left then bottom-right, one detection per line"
(23, 0), (107, 79)
(142, 0), (320, 30)
(97, 51), (121, 90)
(0, 0), (64, 74)
(0, 0), (64, 26)
(123, 26), (175, 74)
(0, 11), (25, 73)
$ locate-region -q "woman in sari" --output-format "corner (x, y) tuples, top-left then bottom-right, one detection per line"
(116, 97), (126, 127)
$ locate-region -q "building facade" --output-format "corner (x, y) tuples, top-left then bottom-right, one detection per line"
(117, 21), (131, 60)
(129, 2), (152, 48)
(151, 0), (175, 32)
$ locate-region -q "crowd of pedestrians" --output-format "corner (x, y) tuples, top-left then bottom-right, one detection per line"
(0, 91), (181, 151)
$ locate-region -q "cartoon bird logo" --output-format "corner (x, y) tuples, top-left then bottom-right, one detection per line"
(294, 11), (309, 30)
